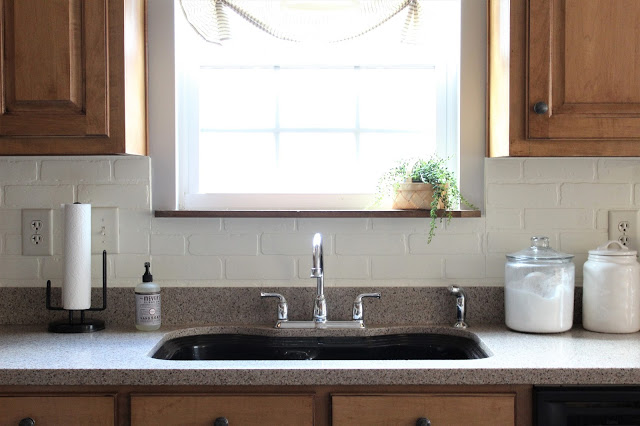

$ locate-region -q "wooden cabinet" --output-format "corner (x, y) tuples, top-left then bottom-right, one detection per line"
(0, 0), (146, 155)
(0, 395), (115, 426)
(489, 0), (640, 156)
(130, 394), (315, 426)
(332, 394), (515, 426)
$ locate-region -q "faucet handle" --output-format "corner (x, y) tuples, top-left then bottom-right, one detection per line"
(448, 285), (468, 329)
(260, 292), (288, 321)
(352, 292), (381, 322)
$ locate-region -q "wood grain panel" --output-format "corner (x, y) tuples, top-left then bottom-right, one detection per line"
(131, 394), (314, 426)
(0, 395), (115, 426)
(332, 394), (516, 426)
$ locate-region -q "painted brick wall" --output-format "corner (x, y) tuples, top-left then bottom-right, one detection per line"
(0, 156), (637, 288)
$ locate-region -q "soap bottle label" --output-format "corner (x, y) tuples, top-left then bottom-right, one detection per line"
(136, 292), (161, 325)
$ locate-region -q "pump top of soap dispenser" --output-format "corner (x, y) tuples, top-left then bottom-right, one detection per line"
(143, 262), (153, 282)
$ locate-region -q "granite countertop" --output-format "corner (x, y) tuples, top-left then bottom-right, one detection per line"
(0, 324), (638, 387)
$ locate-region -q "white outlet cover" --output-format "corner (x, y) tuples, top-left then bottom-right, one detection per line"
(22, 209), (53, 256)
(608, 210), (640, 252)
(91, 207), (120, 254)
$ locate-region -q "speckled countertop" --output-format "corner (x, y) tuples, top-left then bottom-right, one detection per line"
(0, 324), (639, 387)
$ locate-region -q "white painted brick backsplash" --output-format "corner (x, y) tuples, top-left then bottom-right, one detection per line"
(561, 183), (631, 207)
(41, 255), (115, 281)
(487, 232), (558, 253)
(484, 158), (522, 182)
(370, 218), (428, 233)
(5, 185), (74, 208)
(153, 255), (223, 280)
(40, 160), (110, 183)
(113, 158), (150, 182)
(78, 184), (149, 209)
(261, 233), (331, 255)
(2, 156), (639, 287)
(225, 256), (295, 280)
(444, 255), (486, 279)
(4, 234), (21, 255)
(224, 218), (295, 232)
(336, 234), (405, 255)
(523, 158), (594, 182)
(486, 209), (522, 230)
(371, 256), (442, 279)
(189, 234), (258, 256)
(150, 234), (185, 255)
(0, 258), (39, 279)
(524, 209), (594, 230)
(409, 233), (481, 254)
(0, 160), (37, 183)
(598, 159), (640, 182)
(486, 184), (558, 207)
(298, 218), (369, 233)
(118, 209), (151, 254)
(485, 254), (507, 279)
(0, 210), (21, 231)
(559, 232), (608, 254)
(298, 255), (369, 280)
(153, 217), (222, 234)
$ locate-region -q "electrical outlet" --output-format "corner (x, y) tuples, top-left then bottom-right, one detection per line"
(91, 207), (119, 254)
(22, 209), (53, 256)
(608, 210), (640, 251)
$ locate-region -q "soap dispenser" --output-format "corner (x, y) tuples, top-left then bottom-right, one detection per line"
(135, 262), (161, 331)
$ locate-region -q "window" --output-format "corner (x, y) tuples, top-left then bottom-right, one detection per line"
(148, 1), (486, 212)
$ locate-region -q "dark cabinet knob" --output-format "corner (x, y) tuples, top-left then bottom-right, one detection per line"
(416, 418), (431, 426)
(214, 417), (229, 426)
(533, 101), (549, 114)
(19, 418), (35, 426)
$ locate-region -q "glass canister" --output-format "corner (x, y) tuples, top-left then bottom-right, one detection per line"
(505, 236), (575, 333)
(583, 241), (640, 333)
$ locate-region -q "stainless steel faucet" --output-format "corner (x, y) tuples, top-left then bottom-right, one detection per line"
(311, 233), (327, 323)
(448, 285), (468, 328)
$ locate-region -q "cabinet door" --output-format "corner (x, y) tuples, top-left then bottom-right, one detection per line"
(0, 395), (115, 426)
(332, 394), (515, 426)
(130, 394), (315, 426)
(528, 0), (640, 141)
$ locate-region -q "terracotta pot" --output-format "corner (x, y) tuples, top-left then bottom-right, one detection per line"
(392, 181), (445, 210)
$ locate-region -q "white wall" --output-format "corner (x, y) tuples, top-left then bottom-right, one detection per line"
(0, 156), (637, 288)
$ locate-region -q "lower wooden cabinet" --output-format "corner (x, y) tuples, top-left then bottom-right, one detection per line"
(130, 394), (315, 426)
(332, 394), (516, 426)
(0, 395), (115, 426)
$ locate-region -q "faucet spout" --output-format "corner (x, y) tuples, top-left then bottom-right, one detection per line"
(311, 233), (327, 323)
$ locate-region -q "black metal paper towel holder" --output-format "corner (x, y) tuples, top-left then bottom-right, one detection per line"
(45, 250), (107, 333)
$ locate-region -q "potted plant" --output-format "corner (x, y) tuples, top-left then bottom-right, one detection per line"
(375, 156), (478, 242)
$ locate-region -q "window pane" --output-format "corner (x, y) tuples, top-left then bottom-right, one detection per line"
(199, 68), (276, 129)
(278, 69), (356, 128)
(359, 68), (437, 131)
(279, 132), (358, 193)
(199, 133), (276, 193)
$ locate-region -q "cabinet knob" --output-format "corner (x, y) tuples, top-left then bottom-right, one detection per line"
(19, 419), (35, 426)
(214, 417), (229, 426)
(416, 418), (431, 426)
(533, 101), (549, 114)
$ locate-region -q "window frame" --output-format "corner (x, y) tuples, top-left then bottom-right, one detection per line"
(148, 0), (486, 213)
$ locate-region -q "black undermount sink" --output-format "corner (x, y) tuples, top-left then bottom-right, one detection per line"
(152, 333), (488, 361)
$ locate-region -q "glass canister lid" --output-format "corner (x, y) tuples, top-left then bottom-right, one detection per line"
(506, 236), (574, 261)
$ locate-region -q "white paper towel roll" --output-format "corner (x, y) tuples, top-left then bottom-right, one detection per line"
(63, 203), (92, 310)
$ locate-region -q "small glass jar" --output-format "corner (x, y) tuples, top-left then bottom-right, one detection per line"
(583, 241), (640, 333)
(505, 236), (575, 333)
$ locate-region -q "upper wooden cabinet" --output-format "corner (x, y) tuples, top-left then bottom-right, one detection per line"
(489, 0), (640, 156)
(0, 0), (146, 155)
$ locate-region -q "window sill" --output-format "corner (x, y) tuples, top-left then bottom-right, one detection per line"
(154, 210), (481, 218)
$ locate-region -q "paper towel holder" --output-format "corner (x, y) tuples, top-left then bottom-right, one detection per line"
(45, 250), (107, 333)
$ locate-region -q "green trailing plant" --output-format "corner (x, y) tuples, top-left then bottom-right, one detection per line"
(375, 156), (478, 243)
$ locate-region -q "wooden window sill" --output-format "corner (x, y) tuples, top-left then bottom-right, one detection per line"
(154, 210), (481, 218)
